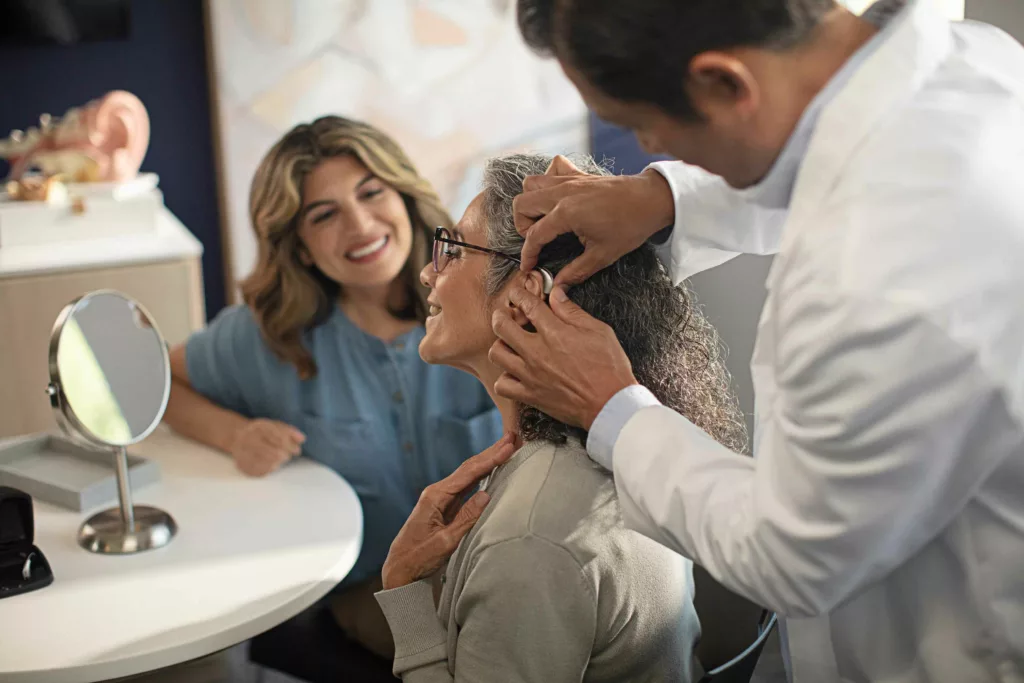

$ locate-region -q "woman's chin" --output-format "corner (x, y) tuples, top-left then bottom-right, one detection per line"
(419, 320), (480, 376)
(418, 320), (447, 365)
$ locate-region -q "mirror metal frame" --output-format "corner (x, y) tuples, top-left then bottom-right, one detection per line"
(46, 289), (171, 448)
(44, 289), (177, 554)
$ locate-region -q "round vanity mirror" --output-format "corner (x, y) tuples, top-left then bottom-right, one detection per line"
(46, 290), (176, 554)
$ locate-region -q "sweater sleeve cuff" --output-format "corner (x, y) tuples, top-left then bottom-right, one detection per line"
(586, 384), (662, 470)
(375, 580), (448, 670)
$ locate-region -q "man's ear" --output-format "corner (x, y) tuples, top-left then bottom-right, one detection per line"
(686, 51), (760, 122)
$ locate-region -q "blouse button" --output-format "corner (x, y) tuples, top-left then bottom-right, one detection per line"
(403, 441), (414, 453)
(394, 341), (406, 351)
(393, 391), (404, 403)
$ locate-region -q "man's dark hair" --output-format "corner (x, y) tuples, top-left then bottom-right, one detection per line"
(518, 0), (837, 120)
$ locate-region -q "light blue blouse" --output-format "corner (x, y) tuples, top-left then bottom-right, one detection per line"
(186, 305), (502, 585)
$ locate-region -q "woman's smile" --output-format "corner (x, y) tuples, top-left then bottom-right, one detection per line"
(345, 235), (390, 263)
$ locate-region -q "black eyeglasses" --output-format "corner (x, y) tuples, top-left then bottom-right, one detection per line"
(432, 227), (520, 274)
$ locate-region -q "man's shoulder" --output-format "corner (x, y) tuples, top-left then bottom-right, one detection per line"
(788, 51), (1024, 309)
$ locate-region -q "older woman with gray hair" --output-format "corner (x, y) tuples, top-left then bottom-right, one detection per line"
(374, 153), (747, 682)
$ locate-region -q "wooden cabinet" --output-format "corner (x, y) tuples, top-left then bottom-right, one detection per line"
(0, 210), (205, 438)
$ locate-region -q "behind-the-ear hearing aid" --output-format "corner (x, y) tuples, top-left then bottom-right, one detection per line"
(538, 268), (554, 297)
(507, 267), (555, 308)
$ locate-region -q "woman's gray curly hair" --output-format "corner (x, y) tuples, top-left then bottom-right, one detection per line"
(482, 152), (748, 454)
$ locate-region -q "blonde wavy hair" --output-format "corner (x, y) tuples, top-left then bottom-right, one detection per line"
(240, 116), (453, 380)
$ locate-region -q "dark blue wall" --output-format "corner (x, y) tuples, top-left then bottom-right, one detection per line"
(0, 0), (226, 318)
(590, 113), (668, 175)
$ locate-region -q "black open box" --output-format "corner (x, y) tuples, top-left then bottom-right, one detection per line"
(0, 486), (53, 599)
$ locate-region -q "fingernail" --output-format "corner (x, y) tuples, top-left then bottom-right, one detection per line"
(553, 286), (568, 303)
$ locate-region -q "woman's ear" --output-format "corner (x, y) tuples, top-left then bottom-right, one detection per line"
(523, 269), (547, 298)
(503, 270), (549, 327)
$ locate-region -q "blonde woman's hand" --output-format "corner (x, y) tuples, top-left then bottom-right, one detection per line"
(229, 418), (306, 477)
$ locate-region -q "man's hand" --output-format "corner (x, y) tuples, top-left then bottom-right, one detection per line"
(513, 156), (674, 286)
(381, 435), (517, 591)
(229, 418), (305, 477)
(490, 285), (637, 430)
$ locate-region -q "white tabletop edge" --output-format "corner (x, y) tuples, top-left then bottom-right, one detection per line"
(0, 428), (363, 683)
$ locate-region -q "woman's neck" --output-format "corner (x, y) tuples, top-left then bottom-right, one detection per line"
(339, 279), (416, 343)
(471, 357), (522, 448)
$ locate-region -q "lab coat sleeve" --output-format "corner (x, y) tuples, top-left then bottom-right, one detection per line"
(586, 384), (662, 470)
(647, 161), (788, 281)
(611, 289), (1022, 618)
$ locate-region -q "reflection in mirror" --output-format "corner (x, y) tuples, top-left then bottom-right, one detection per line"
(55, 293), (169, 446)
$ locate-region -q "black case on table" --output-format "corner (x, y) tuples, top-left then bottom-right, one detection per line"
(0, 486), (53, 599)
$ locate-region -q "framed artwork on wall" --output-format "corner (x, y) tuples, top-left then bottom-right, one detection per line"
(841, 0), (963, 18)
(204, 0), (587, 299)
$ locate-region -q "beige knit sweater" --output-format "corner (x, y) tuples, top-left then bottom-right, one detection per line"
(376, 439), (701, 682)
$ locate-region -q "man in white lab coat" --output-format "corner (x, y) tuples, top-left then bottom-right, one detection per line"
(488, 0), (1024, 681)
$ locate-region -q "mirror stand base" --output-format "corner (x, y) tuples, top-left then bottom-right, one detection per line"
(78, 506), (177, 554)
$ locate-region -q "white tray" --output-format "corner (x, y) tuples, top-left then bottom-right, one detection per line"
(0, 433), (159, 511)
(0, 186), (161, 249)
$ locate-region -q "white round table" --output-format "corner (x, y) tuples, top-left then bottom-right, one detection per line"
(0, 427), (363, 683)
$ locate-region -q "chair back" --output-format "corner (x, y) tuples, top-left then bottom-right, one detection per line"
(692, 564), (778, 683)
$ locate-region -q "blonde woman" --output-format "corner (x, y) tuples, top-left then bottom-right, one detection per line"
(163, 116), (502, 661)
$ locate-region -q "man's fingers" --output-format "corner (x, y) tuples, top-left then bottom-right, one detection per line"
(493, 372), (532, 405)
(518, 209), (572, 270)
(545, 154), (586, 177)
(491, 307), (534, 354)
(488, 340), (528, 378)
(522, 173), (580, 193)
(507, 285), (560, 331)
(548, 286), (600, 330)
(553, 250), (608, 287)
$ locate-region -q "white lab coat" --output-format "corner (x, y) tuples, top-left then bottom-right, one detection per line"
(611, 2), (1024, 682)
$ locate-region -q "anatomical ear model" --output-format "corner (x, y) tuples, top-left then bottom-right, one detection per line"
(0, 90), (150, 184)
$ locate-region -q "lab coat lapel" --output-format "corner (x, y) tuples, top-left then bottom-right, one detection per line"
(778, 0), (952, 264)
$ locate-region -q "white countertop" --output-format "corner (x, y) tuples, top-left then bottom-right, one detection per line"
(0, 426), (362, 683)
(0, 207), (204, 279)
